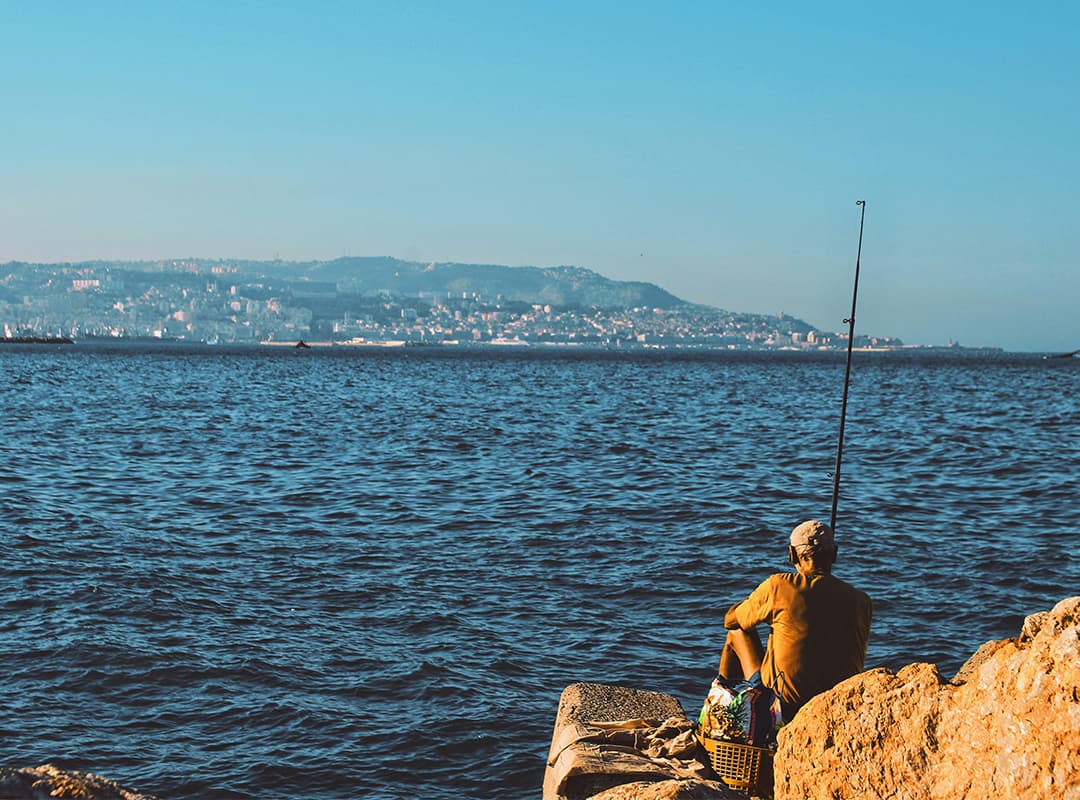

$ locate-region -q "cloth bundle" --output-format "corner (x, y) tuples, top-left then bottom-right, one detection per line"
(697, 675), (783, 747)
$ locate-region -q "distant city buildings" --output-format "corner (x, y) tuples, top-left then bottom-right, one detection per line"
(0, 260), (905, 350)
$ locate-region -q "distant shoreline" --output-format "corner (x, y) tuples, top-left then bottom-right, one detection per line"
(258, 338), (1011, 355)
(2, 335), (1045, 356)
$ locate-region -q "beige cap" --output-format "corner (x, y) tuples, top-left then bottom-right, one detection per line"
(790, 520), (835, 553)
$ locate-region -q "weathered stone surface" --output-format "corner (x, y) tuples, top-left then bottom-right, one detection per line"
(589, 779), (737, 799)
(774, 596), (1080, 800)
(552, 683), (687, 731)
(543, 682), (748, 800)
(0, 765), (160, 800)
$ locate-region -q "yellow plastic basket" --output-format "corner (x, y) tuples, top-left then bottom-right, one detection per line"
(696, 731), (773, 795)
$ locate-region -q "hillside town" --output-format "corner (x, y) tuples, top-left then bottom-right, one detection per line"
(0, 260), (906, 350)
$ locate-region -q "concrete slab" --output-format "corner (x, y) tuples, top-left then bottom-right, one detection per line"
(542, 683), (690, 800)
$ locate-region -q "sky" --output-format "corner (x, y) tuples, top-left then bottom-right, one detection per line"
(1, 2), (1077, 352)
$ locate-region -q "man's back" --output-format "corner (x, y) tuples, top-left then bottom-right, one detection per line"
(732, 571), (872, 714)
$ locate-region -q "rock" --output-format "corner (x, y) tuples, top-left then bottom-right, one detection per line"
(543, 683), (749, 800)
(774, 596), (1080, 800)
(0, 765), (160, 800)
(589, 779), (736, 799)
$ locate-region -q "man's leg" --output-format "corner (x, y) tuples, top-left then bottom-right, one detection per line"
(718, 627), (765, 682)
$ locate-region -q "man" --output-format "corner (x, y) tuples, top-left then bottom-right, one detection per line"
(718, 519), (872, 722)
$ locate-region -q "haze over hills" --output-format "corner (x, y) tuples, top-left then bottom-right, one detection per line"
(4, 256), (690, 310)
(258, 256), (688, 310)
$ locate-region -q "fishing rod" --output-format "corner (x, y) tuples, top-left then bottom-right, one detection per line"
(830, 200), (867, 532)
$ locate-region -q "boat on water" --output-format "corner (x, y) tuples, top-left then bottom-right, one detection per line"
(0, 336), (74, 345)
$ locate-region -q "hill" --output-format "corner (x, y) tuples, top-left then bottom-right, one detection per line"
(262, 257), (688, 309)
(1, 256), (873, 347)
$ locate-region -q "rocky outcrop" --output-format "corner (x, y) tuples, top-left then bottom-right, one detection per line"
(774, 596), (1080, 800)
(544, 598), (1079, 800)
(542, 683), (745, 800)
(0, 765), (160, 800)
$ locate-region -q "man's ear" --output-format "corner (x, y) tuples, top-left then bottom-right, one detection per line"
(789, 545), (798, 565)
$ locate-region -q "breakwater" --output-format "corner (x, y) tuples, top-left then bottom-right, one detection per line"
(542, 596), (1079, 800)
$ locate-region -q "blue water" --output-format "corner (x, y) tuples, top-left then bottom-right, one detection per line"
(1, 344), (1077, 799)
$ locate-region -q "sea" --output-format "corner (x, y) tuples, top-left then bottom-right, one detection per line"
(1, 342), (1077, 800)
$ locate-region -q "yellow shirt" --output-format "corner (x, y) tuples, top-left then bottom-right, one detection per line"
(729, 571), (872, 714)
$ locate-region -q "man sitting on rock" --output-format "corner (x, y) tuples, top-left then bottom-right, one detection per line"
(718, 519), (872, 722)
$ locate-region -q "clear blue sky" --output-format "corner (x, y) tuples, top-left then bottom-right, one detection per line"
(2, 2), (1076, 351)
